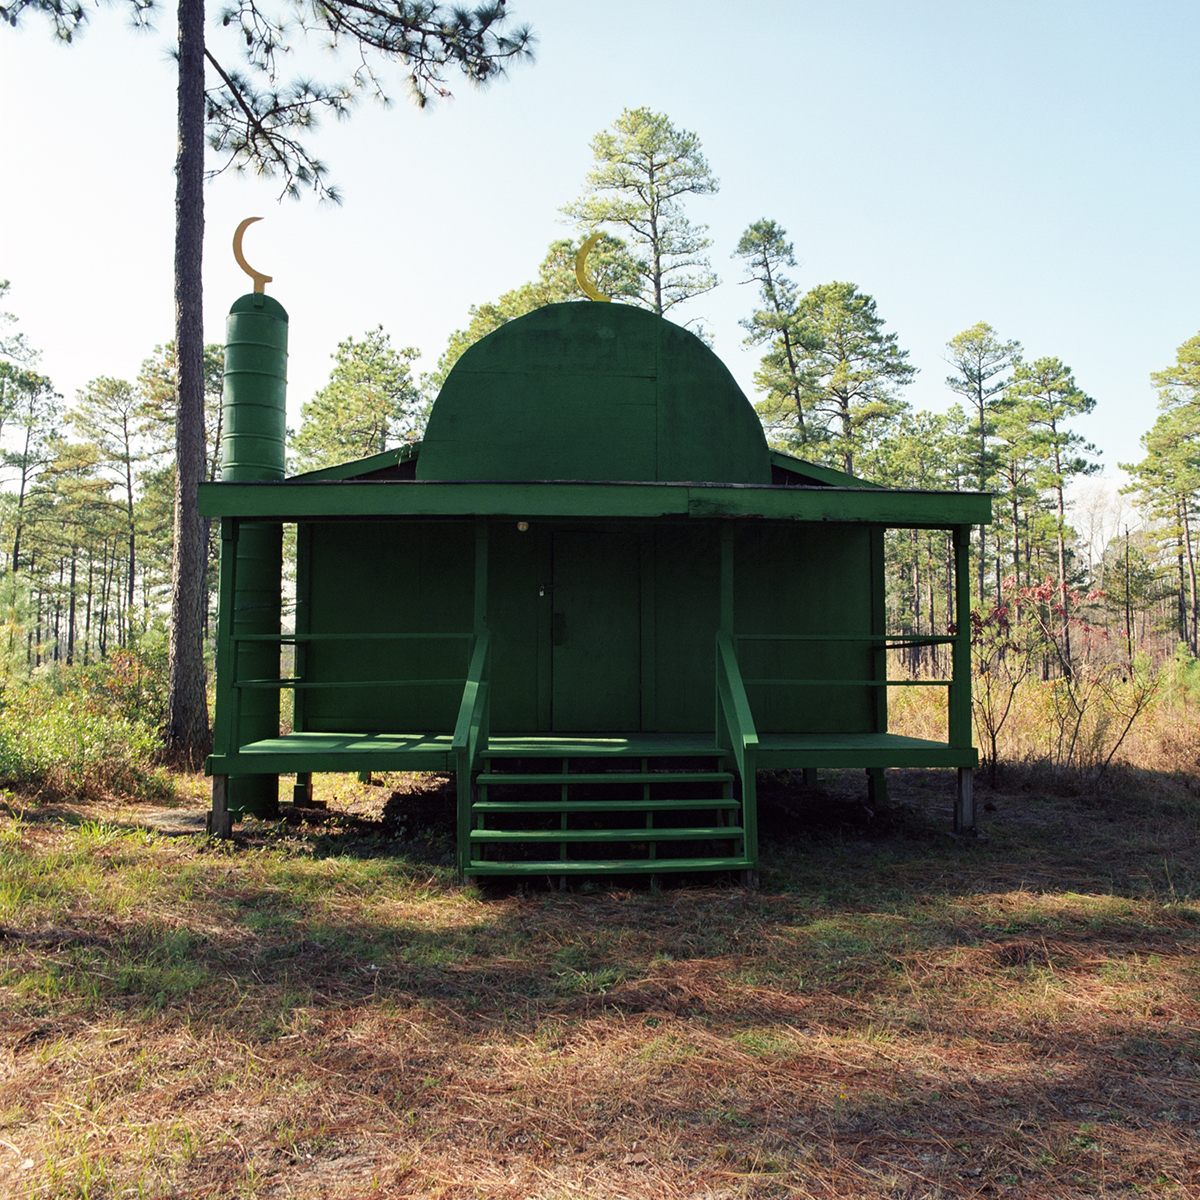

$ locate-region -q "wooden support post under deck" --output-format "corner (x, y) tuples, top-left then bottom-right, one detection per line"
(209, 776), (233, 838)
(292, 772), (319, 807)
(955, 767), (975, 835)
(867, 767), (888, 807)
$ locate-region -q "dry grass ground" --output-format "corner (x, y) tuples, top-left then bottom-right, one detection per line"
(1, 767), (1197, 1199)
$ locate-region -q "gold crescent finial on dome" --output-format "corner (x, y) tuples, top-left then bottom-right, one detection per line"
(233, 217), (273, 294)
(574, 233), (611, 303)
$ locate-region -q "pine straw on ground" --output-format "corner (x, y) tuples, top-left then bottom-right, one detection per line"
(0, 768), (1197, 1199)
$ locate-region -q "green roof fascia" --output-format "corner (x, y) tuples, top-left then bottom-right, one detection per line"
(287, 442), (420, 482)
(199, 479), (992, 527)
(769, 451), (882, 489)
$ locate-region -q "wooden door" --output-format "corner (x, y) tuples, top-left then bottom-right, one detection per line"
(551, 530), (641, 731)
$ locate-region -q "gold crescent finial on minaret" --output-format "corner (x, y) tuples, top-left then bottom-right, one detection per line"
(233, 217), (273, 294)
(574, 233), (611, 303)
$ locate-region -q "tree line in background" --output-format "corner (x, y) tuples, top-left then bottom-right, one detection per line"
(0, 107), (1196, 728)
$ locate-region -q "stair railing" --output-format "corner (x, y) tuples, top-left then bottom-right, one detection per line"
(453, 630), (492, 878)
(715, 631), (759, 867)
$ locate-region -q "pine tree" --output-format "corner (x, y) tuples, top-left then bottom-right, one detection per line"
(1122, 333), (1200, 654)
(23, 442), (118, 663)
(1005, 357), (1099, 675)
(293, 328), (422, 471)
(72, 378), (143, 644)
(565, 108), (718, 317)
(873, 408), (963, 673)
(945, 322), (1021, 602)
(4, 368), (60, 574)
(0, 280), (32, 366)
(777, 282), (914, 475)
(734, 219), (815, 448)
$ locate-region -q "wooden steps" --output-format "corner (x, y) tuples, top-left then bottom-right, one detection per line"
(465, 857), (755, 878)
(467, 743), (750, 880)
(475, 770), (733, 787)
(473, 798), (739, 814)
(471, 826), (745, 843)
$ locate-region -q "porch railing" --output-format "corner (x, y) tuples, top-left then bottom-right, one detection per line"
(216, 630), (476, 758)
(733, 632), (969, 747)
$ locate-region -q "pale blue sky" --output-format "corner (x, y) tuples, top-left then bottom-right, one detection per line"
(1, 0), (1197, 486)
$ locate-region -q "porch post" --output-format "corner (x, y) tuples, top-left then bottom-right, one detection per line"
(210, 516), (239, 838)
(717, 523), (757, 884)
(457, 519), (490, 880)
(291, 521), (320, 807)
(951, 526), (976, 833)
(868, 525), (888, 807)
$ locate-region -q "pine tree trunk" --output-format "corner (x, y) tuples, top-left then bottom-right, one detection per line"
(98, 538), (111, 660)
(976, 389), (987, 604)
(911, 529), (921, 675)
(1183, 497), (1199, 656)
(11, 454), (30, 573)
(126, 457), (136, 646)
(83, 554), (94, 667)
(115, 563), (124, 649)
(166, 0), (213, 766)
(1177, 508), (1188, 647)
(652, 186), (662, 314)
(53, 558), (63, 663)
(66, 551), (77, 666)
(1009, 468), (1021, 587)
(1055, 478), (1072, 678)
(945, 534), (954, 677)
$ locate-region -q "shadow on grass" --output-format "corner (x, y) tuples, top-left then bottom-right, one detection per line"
(2, 765), (1198, 1196)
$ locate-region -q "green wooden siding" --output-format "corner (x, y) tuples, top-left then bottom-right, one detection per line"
(733, 524), (874, 734)
(652, 525), (719, 732)
(303, 521), (473, 732)
(297, 518), (878, 739)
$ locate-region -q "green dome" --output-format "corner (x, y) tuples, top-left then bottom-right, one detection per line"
(416, 302), (771, 484)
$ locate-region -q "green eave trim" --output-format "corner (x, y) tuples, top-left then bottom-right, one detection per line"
(287, 442), (420, 482)
(770, 451), (882, 489)
(198, 480), (992, 526)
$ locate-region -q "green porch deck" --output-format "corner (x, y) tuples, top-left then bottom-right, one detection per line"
(207, 730), (976, 777)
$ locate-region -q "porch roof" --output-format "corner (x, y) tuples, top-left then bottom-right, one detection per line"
(198, 477), (991, 527)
